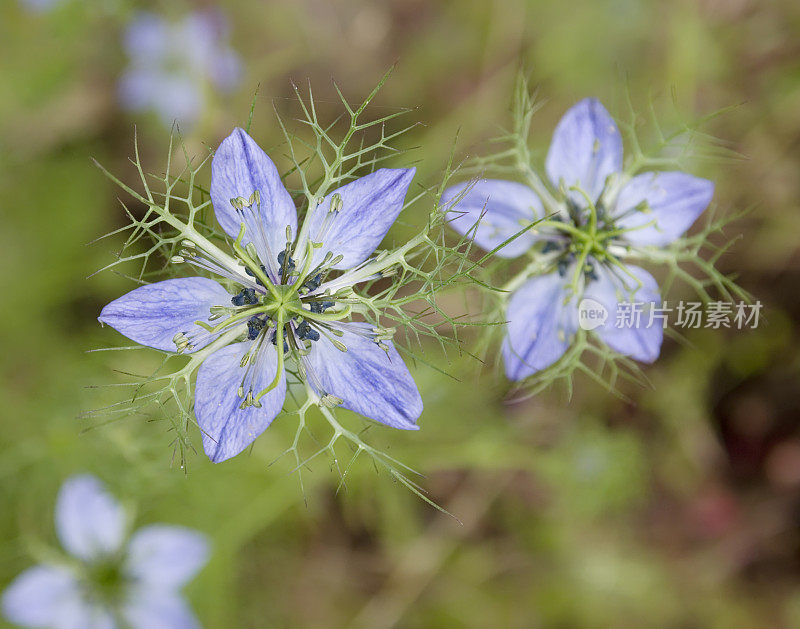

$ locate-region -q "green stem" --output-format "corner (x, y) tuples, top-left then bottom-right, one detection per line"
(204, 303), (278, 335)
(231, 224), (281, 300)
(254, 311), (285, 403)
(536, 219), (590, 242)
(292, 240), (319, 289)
(288, 304), (352, 322)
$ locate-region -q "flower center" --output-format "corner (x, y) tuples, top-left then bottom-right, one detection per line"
(545, 202), (613, 266)
(83, 559), (125, 608)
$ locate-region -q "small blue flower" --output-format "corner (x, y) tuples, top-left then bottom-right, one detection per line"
(99, 128), (423, 463)
(2, 475), (209, 629)
(119, 11), (242, 129)
(444, 98), (714, 380)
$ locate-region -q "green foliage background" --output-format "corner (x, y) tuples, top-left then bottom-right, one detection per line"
(1, 0), (799, 627)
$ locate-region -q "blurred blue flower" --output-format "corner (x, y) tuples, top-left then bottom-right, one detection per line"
(19, 0), (64, 11)
(444, 98), (714, 380)
(98, 128), (422, 463)
(119, 11), (242, 129)
(2, 475), (209, 629)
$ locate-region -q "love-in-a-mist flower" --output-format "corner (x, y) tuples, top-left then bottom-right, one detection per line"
(2, 475), (208, 629)
(99, 128), (423, 463)
(119, 11), (241, 129)
(444, 98), (714, 380)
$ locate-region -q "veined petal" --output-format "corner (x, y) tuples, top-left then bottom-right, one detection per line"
(545, 98), (623, 205)
(125, 525), (209, 589)
(98, 278), (230, 353)
(612, 171), (714, 247)
(122, 587), (200, 629)
(442, 180), (543, 258)
(303, 168), (415, 270)
(194, 341), (286, 463)
(55, 475), (125, 563)
(583, 264), (663, 363)
(502, 273), (578, 381)
(306, 323), (422, 430)
(210, 128), (297, 255)
(1, 565), (82, 628)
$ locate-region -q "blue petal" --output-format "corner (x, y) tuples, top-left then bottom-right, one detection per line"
(306, 323), (422, 429)
(194, 342), (286, 463)
(612, 171), (714, 247)
(123, 588), (200, 629)
(545, 98), (623, 204)
(442, 179), (543, 258)
(125, 525), (209, 589)
(210, 128), (298, 256)
(55, 475), (126, 562)
(99, 278), (230, 353)
(1, 565), (83, 628)
(56, 602), (116, 629)
(583, 264), (663, 363)
(302, 168), (415, 270)
(502, 273), (578, 381)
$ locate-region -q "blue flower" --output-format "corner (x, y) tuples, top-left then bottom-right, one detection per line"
(2, 475), (208, 629)
(444, 98), (714, 380)
(119, 11), (242, 129)
(99, 128), (423, 463)
(19, 0), (64, 11)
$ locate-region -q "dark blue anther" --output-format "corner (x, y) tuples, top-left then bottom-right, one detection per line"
(542, 241), (561, 254)
(247, 316), (266, 340)
(309, 300), (335, 314)
(585, 263), (598, 282)
(269, 332), (289, 353)
(303, 273), (322, 292)
(557, 258), (569, 277)
(295, 320), (321, 343)
(231, 288), (258, 306)
(244, 265), (269, 287)
(277, 250), (295, 274)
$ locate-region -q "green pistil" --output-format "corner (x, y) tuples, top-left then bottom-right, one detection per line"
(291, 303), (352, 322)
(232, 223), (280, 300)
(538, 203), (625, 293)
(85, 559), (124, 606)
(253, 309), (285, 404)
